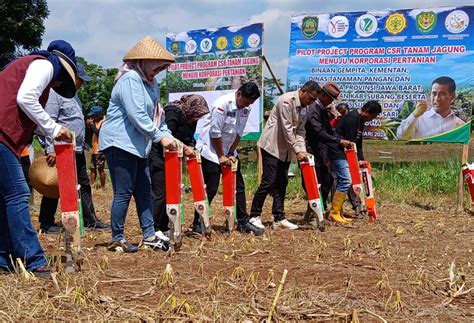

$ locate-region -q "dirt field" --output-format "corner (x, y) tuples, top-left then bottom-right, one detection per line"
(1, 185), (473, 321)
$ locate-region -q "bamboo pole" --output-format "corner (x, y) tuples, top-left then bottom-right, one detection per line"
(262, 55), (284, 95)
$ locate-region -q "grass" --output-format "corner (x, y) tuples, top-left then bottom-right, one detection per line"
(239, 157), (464, 206)
(372, 161), (461, 204)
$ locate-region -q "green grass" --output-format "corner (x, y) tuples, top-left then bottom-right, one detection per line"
(371, 160), (461, 203)
(238, 158), (463, 205)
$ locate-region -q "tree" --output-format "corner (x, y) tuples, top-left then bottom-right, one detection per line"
(0, 0), (49, 67)
(263, 77), (283, 112)
(76, 57), (117, 114)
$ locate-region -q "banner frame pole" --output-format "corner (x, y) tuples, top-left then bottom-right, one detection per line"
(457, 143), (470, 212)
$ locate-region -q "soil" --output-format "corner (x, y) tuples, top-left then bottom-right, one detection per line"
(1, 186), (471, 321)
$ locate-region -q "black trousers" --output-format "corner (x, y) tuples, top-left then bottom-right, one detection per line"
(316, 164), (333, 210)
(150, 164), (168, 232)
(192, 156), (249, 226)
(250, 148), (290, 221)
(39, 152), (97, 227)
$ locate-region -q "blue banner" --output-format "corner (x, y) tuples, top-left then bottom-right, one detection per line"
(287, 6), (473, 144)
(166, 23), (264, 140)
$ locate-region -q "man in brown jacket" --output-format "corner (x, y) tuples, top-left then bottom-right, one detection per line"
(249, 80), (320, 231)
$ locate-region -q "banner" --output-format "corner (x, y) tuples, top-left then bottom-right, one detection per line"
(166, 23), (264, 140)
(288, 6), (473, 144)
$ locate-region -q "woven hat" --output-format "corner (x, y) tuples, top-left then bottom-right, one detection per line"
(123, 36), (175, 62)
(29, 156), (59, 198)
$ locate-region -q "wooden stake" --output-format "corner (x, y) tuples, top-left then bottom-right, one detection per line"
(268, 269), (288, 322)
(456, 144), (469, 212)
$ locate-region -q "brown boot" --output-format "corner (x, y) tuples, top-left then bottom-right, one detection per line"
(329, 191), (351, 224)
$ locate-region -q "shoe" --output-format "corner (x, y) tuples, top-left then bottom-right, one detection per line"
(40, 225), (62, 234)
(142, 236), (169, 251)
(272, 219), (299, 230)
(108, 239), (138, 253)
(237, 222), (265, 236)
(32, 265), (51, 278)
(85, 221), (111, 231)
(155, 230), (170, 242)
(192, 223), (203, 234)
(249, 216), (265, 229)
(303, 204), (314, 222)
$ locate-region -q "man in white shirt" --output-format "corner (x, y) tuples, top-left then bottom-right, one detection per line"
(397, 76), (464, 140)
(194, 82), (263, 236)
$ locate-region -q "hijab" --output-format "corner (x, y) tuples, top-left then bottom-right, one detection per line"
(170, 95), (209, 125)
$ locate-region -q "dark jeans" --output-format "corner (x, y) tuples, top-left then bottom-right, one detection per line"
(20, 156), (32, 192)
(0, 143), (46, 271)
(250, 148), (290, 221)
(192, 156), (249, 226)
(104, 147), (155, 241)
(150, 165), (168, 232)
(39, 152), (98, 227)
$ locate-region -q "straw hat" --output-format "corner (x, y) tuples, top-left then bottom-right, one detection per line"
(123, 36), (175, 62)
(29, 156), (59, 198)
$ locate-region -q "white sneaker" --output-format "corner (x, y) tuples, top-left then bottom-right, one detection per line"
(155, 230), (170, 242)
(249, 216), (265, 229)
(273, 219), (298, 230)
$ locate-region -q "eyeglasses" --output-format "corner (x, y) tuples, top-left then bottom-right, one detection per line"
(307, 91), (318, 101)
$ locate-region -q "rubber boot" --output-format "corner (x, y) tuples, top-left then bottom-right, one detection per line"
(329, 191), (352, 224)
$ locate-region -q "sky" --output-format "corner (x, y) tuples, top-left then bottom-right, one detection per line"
(41, 0), (470, 82)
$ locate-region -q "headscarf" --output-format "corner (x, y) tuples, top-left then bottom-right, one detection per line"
(115, 59), (170, 86)
(30, 40), (78, 98)
(169, 94), (209, 125)
(31, 40), (77, 84)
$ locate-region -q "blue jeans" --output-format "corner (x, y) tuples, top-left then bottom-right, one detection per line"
(0, 143), (47, 271)
(104, 147), (155, 241)
(332, 159), (351, 193)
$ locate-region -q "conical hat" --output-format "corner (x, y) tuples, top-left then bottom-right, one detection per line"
(29, 156), (59, 199)
(123, 36), (175, 62)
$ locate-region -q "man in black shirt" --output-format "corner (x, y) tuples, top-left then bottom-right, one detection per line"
(304, 81), (352, 224)
(330, 100), (382, 222)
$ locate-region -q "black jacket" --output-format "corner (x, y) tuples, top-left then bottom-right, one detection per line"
(304, 101), (341, 166)
(332, 109), (364, 161)
(149, 105), (197, 169)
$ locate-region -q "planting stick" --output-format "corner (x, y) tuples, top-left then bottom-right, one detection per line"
(268, 269), (288, 322)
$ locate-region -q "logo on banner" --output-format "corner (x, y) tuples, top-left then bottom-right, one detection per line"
(302, 16), (318, 38)
(185, 40), (197, 54)
(232, 35), (243, 48)
(445, 10), (469, 34)
(328, 15), (349, 38)
(247, 33), (260, 48)
(355, 14), (377, 37)
(385, 13), (407, 35)
(416, 11), (437, 33)
(216, 36), (228, 50)
(200, 38), (212, 53)
(170, 42), (180, 54)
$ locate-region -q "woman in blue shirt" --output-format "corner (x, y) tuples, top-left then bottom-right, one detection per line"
(99, 36), (190, 252)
